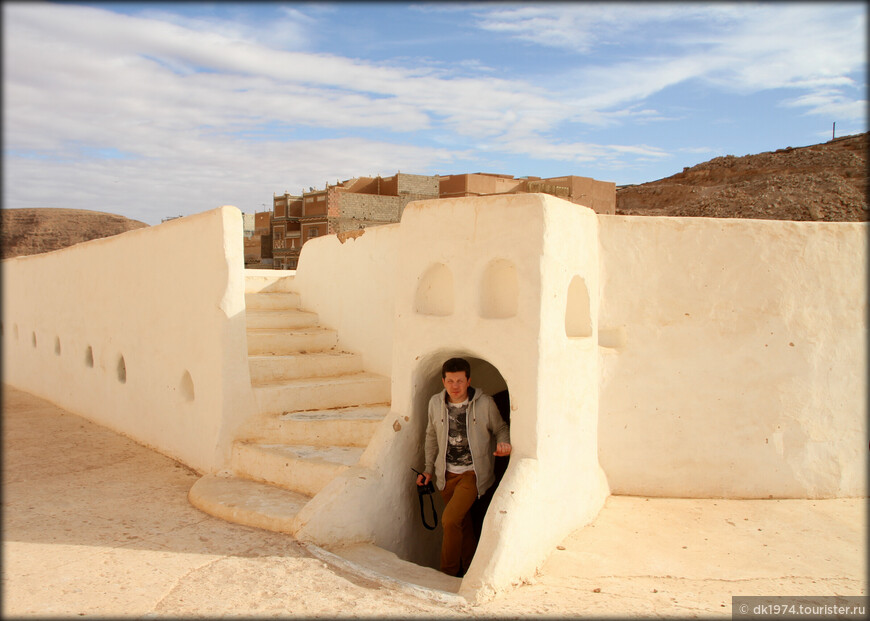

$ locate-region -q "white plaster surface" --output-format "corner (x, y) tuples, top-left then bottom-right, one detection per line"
(1, 206), (255, 472)
(291, 223), (401, 377)
(596, 216), (868, 498)
(292, 194), (610, 602)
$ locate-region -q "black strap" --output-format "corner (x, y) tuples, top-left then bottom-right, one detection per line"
(411, 468), (438, 530)
(418, 490), (438, 530)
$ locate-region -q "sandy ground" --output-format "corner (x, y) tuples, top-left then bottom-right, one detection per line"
(2, 385), (865, 618)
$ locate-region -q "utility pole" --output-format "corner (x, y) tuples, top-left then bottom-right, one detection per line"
(832, 122), (836, 140)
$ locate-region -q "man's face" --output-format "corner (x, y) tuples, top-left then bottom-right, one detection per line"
(442, 371), (470, 403)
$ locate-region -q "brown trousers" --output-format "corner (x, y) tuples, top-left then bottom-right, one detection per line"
(440, 471), (478, 576)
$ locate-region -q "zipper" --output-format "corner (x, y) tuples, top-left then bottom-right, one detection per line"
(467, 399), (481, 498)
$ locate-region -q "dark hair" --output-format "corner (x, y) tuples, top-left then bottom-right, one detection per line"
(441, 357), (471, 379)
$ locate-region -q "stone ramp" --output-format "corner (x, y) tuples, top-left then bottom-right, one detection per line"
(188, 271), (390, 533)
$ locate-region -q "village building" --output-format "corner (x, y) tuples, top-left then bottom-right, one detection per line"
(269, 173), (440, 269)
(243, 211), (273, 267)
(264, 171), (615, 269)
(439, 172), (616, 215)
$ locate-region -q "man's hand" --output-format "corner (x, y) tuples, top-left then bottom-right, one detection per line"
(494, 442), (512, 457)
(416, 472), (431, 486)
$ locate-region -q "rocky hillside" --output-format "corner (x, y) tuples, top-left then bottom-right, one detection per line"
(2, 208), (148, 259)
(616, 132), (867, 221)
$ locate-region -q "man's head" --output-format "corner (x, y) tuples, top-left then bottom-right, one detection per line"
(441, 358), (471, 403)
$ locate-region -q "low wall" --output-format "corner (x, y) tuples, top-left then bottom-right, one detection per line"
(291, 225), (400, 377)
(1, 206), (255, 473)
(597, 216), (867, 498)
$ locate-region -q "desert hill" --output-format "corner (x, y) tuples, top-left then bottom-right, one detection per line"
(616, 132), (867, 221)
(2, 208), (148, 259)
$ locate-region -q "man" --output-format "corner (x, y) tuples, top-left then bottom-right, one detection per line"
(416, 357), (511, 576)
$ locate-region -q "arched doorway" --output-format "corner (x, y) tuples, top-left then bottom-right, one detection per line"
(411, 352), (512, 573)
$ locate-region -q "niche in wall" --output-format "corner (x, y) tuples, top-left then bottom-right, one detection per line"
(565, 275), (592, 338)
(85, 346), (94, 368)
(415, 263), (454, 316)
(479, 259), (518, 319)
(180, 370), (195, 402)
(117, 355), (127, 384)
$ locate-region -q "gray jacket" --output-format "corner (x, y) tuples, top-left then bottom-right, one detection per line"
(424, 387), (510, 497)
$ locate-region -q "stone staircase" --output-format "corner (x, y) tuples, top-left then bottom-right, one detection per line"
(189, 272), (391, 533)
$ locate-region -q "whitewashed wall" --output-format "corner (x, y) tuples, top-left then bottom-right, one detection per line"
(597, 216), (867, 498)
(1, 206), (255, 473)
(293, 194), (611, 602)
(291, 225), (400, 377)
(291, 207), (867, 503)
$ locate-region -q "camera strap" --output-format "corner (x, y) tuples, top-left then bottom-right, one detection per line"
(411, 468), (438, 530)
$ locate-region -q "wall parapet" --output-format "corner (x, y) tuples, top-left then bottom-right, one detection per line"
(1, 206), (255, 473)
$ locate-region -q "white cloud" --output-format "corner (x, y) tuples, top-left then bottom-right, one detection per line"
(2, 2), (866, 223)
(4, 136), (461, 224)
(473, 3), (867, 122)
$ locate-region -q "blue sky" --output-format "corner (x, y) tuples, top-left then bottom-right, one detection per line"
(4, 1), (866, 225)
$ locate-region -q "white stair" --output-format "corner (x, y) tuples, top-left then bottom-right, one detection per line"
(239, 404), (389, 447)
(246, 327), (339, 355)
(245, 309), (319, 330)
(248, 350), (363, 383)
(189, 271), (390, 534)
(232, 442), (364, 496)
(245, 291), (302, 310)
(254, 372), (391, 415)
(188, 474), (309, 534)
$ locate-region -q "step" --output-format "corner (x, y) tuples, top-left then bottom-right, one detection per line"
(246, 327), (339, 355)
(245, 272), (297, 293)
(249, 350), (364, 384)
(310, 542), (463, 602)
(245, 309), (319, 330)
(188, 473), (310, 534)
(253, 372), (391, 415)
(238, 404), (390, 447)
(232, 442), (364, 497)
(245, 291), (302, 310)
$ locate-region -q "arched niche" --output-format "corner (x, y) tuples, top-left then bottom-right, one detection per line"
(414, 263), (454, 316)
(410, 351), (511, 570)
(180, 370), (195, 402)
(479, 259), (518, 319)
(565, 275), (593, 338)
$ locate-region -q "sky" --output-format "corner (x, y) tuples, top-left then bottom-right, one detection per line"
(3, 1), (866, 225)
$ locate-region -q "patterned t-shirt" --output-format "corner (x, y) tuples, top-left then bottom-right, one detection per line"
(446, 400), (474, 474)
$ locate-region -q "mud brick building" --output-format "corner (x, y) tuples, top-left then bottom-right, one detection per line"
(271, 173), (439, 269)
(266, 171), (615, 269)
(243, 211), (274, 267)
(439, 173), (616, 215)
